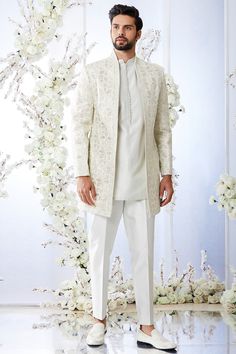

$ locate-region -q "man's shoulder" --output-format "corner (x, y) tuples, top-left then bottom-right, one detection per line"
(85, 55), (111, 72)
(137, 57), (165, 74)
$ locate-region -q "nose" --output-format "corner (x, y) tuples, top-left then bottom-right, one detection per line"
(118, 28), (124, 36)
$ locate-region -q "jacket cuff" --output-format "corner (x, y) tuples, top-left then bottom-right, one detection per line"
(73, 166), (90, 178)
(160, 167), (173, 177)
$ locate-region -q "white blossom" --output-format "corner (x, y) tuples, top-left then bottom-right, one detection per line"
(211, 174), (236, 219)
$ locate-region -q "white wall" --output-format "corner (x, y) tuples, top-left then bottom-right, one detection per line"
(225, 0), (236, 287)
(0, 0), (227, 304)
(169, 0), (225, 278)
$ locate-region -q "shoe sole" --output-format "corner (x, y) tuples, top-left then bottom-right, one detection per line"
(137, 340), (177, 351)
(137, 340), (153, 348)
(87, 343), (104, 347)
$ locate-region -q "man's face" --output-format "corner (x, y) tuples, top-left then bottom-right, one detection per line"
(110, 14), (141, 51)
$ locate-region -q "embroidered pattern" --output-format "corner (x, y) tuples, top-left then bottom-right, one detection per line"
(71, 52), (172, 217)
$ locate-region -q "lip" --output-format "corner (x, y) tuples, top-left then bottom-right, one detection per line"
(116, 38), (126, 41)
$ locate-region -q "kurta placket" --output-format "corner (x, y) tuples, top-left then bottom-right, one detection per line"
(113, 56), (147, 200)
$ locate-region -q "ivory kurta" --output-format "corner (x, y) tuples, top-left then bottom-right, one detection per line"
(113, 56), (147, 200)
(71, 50), (172, 217)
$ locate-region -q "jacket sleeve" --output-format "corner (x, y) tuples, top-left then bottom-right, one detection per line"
(154, 69), (173, 177)
(70, 66), (94, 178)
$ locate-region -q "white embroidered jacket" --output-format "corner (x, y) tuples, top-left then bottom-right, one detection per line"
(71, 50), (172, 217)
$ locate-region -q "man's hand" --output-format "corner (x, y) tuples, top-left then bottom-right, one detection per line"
(76, 176), (96, 206)
(159, 175), (174, 207)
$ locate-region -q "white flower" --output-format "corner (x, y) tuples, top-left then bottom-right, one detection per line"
(209, 195), (217, 205)
(216, 181), (228, 195)
(24, 143), (34, 154)
(108, 300), (118, 310)
(70, 248), (82, 259)
(208, 293), (221, 303)
(79, 252), (89, 265)
(169, 109), (179, 128)
(167, 293), (178, 304)
(55, 191), (66, 202)
(168, 93), (177, 106)
(83, 299), (93, 313)
(220, 174), (236, 186)
(44, 131), (56, 142)
(158, 296), (170, 305)
(229, 209), (236, 219)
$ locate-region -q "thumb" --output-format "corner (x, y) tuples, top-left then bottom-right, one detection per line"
(159, 183), (164, 199)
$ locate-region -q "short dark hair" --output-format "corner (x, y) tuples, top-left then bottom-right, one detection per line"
(108, 4), (143, 31)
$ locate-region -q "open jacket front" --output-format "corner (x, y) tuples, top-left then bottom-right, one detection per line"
(71, 50), (172, 217)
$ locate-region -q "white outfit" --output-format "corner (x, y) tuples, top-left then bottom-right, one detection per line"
(88, 199), (155, 324)
(72, 51), (172, 324)
(70, 50), (172, 218)
(88, 55), (155, 325)
(113, 56), (147, 200)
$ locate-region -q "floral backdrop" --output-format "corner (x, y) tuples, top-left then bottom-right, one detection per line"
(0, 0), (236, 325)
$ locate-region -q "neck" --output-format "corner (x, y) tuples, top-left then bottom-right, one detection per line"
(113, 48), (136, 63)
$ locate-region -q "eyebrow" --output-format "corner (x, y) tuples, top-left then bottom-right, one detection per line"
(112, 23), (135, 27)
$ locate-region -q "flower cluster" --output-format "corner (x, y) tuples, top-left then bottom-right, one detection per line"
(22, 46), (98, 271)
(165, 73), (185, 128)
(0, 0), (90, 100)
(14, 0), (69, 60)
(220, 268), (236, 315)
(209, 173), (236, 219)
(220, 284), (236, 315)
(137, 29), (161, 62)
(0, 1), (95, 272)
(33, 276), (92, 315)
(136, 29), (185, 129)
(34, 252), (224, 318)
(54, 279), (92, 313)
(152, 261), (224, 307)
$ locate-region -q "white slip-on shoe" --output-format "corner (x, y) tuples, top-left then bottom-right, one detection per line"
(86, 322), (107, 346)
(137, 327), (177, 350)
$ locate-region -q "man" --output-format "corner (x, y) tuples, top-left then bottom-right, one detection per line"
(71, 4), (176, 351)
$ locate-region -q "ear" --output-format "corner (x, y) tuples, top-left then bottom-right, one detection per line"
(136, 30), (142, 41)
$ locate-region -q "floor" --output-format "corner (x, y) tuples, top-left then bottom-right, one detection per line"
(0, 304), (236, 353)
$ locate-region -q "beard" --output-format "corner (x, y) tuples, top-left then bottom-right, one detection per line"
(112, 36), (135, 51)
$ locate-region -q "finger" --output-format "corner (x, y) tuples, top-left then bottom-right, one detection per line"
(79, 190), (86, 203)
(80, 190), (93, 206)
(160, 192), (173, 206)
(88, 191), (96, 206)
(84, 190), (96, 206)
(159, 185), (165, 200)
(160, 198), (170, 207)
(91, 184), (96, 201)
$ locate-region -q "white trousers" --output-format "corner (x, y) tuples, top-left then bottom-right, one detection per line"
(87, 199), (155, 325)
